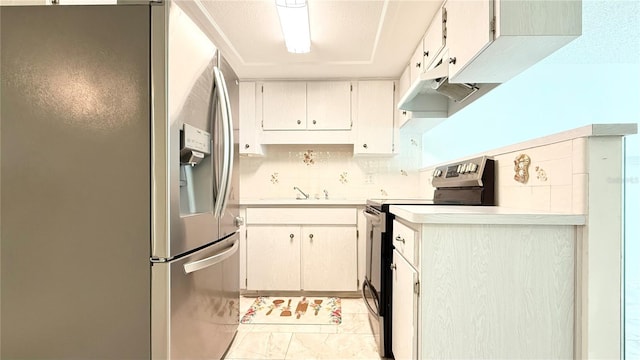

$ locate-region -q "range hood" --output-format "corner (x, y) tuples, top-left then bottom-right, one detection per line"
(397, 59), (480, 112)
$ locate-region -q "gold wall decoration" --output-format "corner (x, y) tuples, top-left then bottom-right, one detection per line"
(514, 154), (531, 183)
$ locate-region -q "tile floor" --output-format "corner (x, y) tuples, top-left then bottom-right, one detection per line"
(225, 296), (381, 360)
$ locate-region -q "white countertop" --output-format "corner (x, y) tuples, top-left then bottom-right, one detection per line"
(240, 198), (366, 206)
(390, 205), (586, 225)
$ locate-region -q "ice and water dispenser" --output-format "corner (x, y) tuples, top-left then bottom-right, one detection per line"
(179, 123), (213, 215)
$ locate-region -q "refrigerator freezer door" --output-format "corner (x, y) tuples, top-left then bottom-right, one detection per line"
(169, 233), (240, 359)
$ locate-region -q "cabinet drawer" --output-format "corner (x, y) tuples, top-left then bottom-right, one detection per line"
(246, 207), (357, 225)
(392, 219), (418, 267)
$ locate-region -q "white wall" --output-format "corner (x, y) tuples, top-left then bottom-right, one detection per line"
(420, 1), (639, 356)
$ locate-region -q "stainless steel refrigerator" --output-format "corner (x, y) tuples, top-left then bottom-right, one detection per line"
(0, 2), (240, 359)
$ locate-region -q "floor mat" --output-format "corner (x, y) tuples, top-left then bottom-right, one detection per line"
(240, 296), (341, 325)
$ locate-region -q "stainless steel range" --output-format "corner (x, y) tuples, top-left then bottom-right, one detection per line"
(362, 156), (495, 359)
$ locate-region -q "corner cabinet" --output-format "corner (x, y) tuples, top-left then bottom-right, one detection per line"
(244, 207), (358, 292)
(353, 80), (396, 155)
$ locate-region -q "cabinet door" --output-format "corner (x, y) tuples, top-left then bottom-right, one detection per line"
(262, 82), (307, 130)
(392, 250), (419, 360)
(409, 41), (425, 85)
(423, 6), (445, 70)
(246, 226), (300, 290)
(238, 82), (263, 155)
(445, 0), (493, 81)
(301, 226), (357, 291)
(397, 66), (411, 128)
(354, 81), (395, 155)
(307, 81), (351, 130)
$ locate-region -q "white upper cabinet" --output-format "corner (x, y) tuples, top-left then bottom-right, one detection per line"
(422, 6), (445, 70)
(446, 0), (582, 83)
(409, 41), (426, 86)
(262, 82), (307, 130)
(354, 80), (395, 155)
(261, 81), (351, 131)
(445, 0), (494, 81)
(238, 82), (264, 156)
(306, 81), (352, 130)
(397, 66), (412, 128)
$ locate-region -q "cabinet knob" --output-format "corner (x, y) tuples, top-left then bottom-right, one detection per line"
(312, 120), (317, 125)
(449, 57), (457, 65)
(402, 111), (407, 115)
(424, 50), (429, 57)
(390, 263), (397, 271)
(296, 120), (302, 125)
(289, 233), (294, 239)
(363, 144), (368, 149)
(415, 62), (421, 68)
(244, 144), (250, 149)
(395, 235), (405, 244)
(309, 234), (314, 240)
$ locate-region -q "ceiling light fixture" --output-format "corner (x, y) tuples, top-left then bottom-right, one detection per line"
(275, 0), (311, 54)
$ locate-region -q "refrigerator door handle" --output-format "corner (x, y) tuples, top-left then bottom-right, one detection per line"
(212, 66), (231, 218)
(218, 68), (234, 217)
(183, 239), (239, 274)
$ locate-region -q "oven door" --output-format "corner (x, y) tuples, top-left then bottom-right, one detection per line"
(364, 206), (384, 295)
(363, 206), (386, 357)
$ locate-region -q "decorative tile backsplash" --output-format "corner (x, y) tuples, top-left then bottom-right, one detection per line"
(240, 132), (423, 200)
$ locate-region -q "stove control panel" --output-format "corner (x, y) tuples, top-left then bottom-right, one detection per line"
(431, 156), (493, 188)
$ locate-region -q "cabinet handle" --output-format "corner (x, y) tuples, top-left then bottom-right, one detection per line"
(395, 235), (405, 244)
(312, 120), (317, 125)
(390, 263), (397, 271)
(296, 120), (302, 125)
(449, 57), (457, 65)
(402, 111), (407, 115)
(363, 144), (368, 149)
(424, 50), (429, 57)
(244, 144), (250, 149)
(415, 62), (421, 68)
(289, 233), (294, 239)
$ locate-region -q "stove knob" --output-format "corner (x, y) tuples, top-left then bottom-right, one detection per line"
(470, 163), (478, 173)
(457, 164), (463, 173)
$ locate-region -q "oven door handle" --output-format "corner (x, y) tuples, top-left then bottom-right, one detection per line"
(363, 209), (382, 225)
(361, 281), (379, 316)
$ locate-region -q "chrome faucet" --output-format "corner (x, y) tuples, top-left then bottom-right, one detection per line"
(293, 186), (309, 199)
(323, 189), (329, 200)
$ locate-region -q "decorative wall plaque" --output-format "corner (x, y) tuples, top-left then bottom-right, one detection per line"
(514, 154), (531, 184)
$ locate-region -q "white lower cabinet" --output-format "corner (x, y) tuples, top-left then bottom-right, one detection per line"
(301, 226), (357, 291)
(244, 207), (358, 292)
(246, 225), (301, 291)
(391, 249), (419, 360)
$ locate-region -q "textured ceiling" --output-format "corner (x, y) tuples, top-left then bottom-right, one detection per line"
(179, 0), (443, 80)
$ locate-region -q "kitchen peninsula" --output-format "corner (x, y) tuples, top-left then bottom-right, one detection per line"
(389, 205), (583, 359)
(407, 123), (637, 359)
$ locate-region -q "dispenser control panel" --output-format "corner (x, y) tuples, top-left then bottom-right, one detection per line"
(182, 123), (210, 155)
